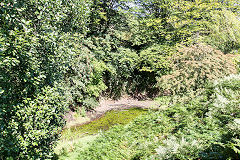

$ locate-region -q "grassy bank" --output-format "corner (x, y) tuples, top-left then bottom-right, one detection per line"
(60, 74), (240, 160)
(56, 108), (148, 159)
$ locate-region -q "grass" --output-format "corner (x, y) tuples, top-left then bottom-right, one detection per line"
(55, 107), (148, 159)
(68, 74), (240, 160)
(56, 74), (240, 159)
(56, 135), (98, 159)
(65, 113), (90, 129)
(61, 108), (148, 141)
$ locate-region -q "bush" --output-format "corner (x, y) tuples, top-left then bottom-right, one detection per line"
(206, 74), (240, 159)
(58, 35), (107, 110)
(138, 44), (173, 75)
(0, 87), (67, 159)
(124, 44), (174, 98)
(157, 44), (237, 96)
(98, 47), (139, 98)
(155, 136), (203, 160)
(153, 74), (240, 160)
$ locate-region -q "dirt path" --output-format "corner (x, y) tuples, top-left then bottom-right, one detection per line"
(64, 96), (159, 128)
(97, 97), (157, 112)
(87, 96), (159, 119)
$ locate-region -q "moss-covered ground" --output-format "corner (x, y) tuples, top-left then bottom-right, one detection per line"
(55, 107), (148, 158)
(61, 107), (148, 141)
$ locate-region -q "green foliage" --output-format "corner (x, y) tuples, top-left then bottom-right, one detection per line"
(106, 47), (139, 97)
(92, 43), (140, 98)
(1, 0), (240, 158)
(76, 111), (163, 160)
(74, 74), (240, 160)
(204, 9), (240, 53)
(157, 44), (237, 96)
(154, 136), (204, 160)
(128, 0), (240, 46)
(0, 0), (93, 158)
(153, 74), (240, 159)
(57, 34), (107, 110)
(0, 87), (67, 159)
(87, 0), (240, 99)
(206, 74), (240, 159)
(88, 0), (127, 36)
(61, 108), (147, 141)
(138, 44), (173, 74)
(235, 55), (240, 72)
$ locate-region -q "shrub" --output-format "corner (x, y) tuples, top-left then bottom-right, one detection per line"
(55, 33), (108, 111)
(157, 44), (237, 96)
(153, 74), (240, 160)
(124, 44), (174, 98)
(206, 74), (240, 159)
(155, 136), (203, 160)
(138, 44), (173, 74)
(0, 87), (67, 159)
(63, 56), (107, 110)
(99, 47), (139, 98)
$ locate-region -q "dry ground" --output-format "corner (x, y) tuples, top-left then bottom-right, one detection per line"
(64, 96), (160, 128)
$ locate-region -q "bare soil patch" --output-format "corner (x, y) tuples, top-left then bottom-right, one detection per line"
(64, 96), (159, 128)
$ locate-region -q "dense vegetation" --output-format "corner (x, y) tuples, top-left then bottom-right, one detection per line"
(77, 74), (240, 160)
(0, 0), (240, 159)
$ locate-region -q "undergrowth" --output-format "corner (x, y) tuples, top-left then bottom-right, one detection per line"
(70, 74), (240, 160)
(56, 108), (148, 159)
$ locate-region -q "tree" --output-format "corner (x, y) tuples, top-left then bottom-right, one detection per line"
(0, 0), (91, 158)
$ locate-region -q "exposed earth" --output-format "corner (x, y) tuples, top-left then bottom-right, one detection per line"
(64, 96), (160, 128)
